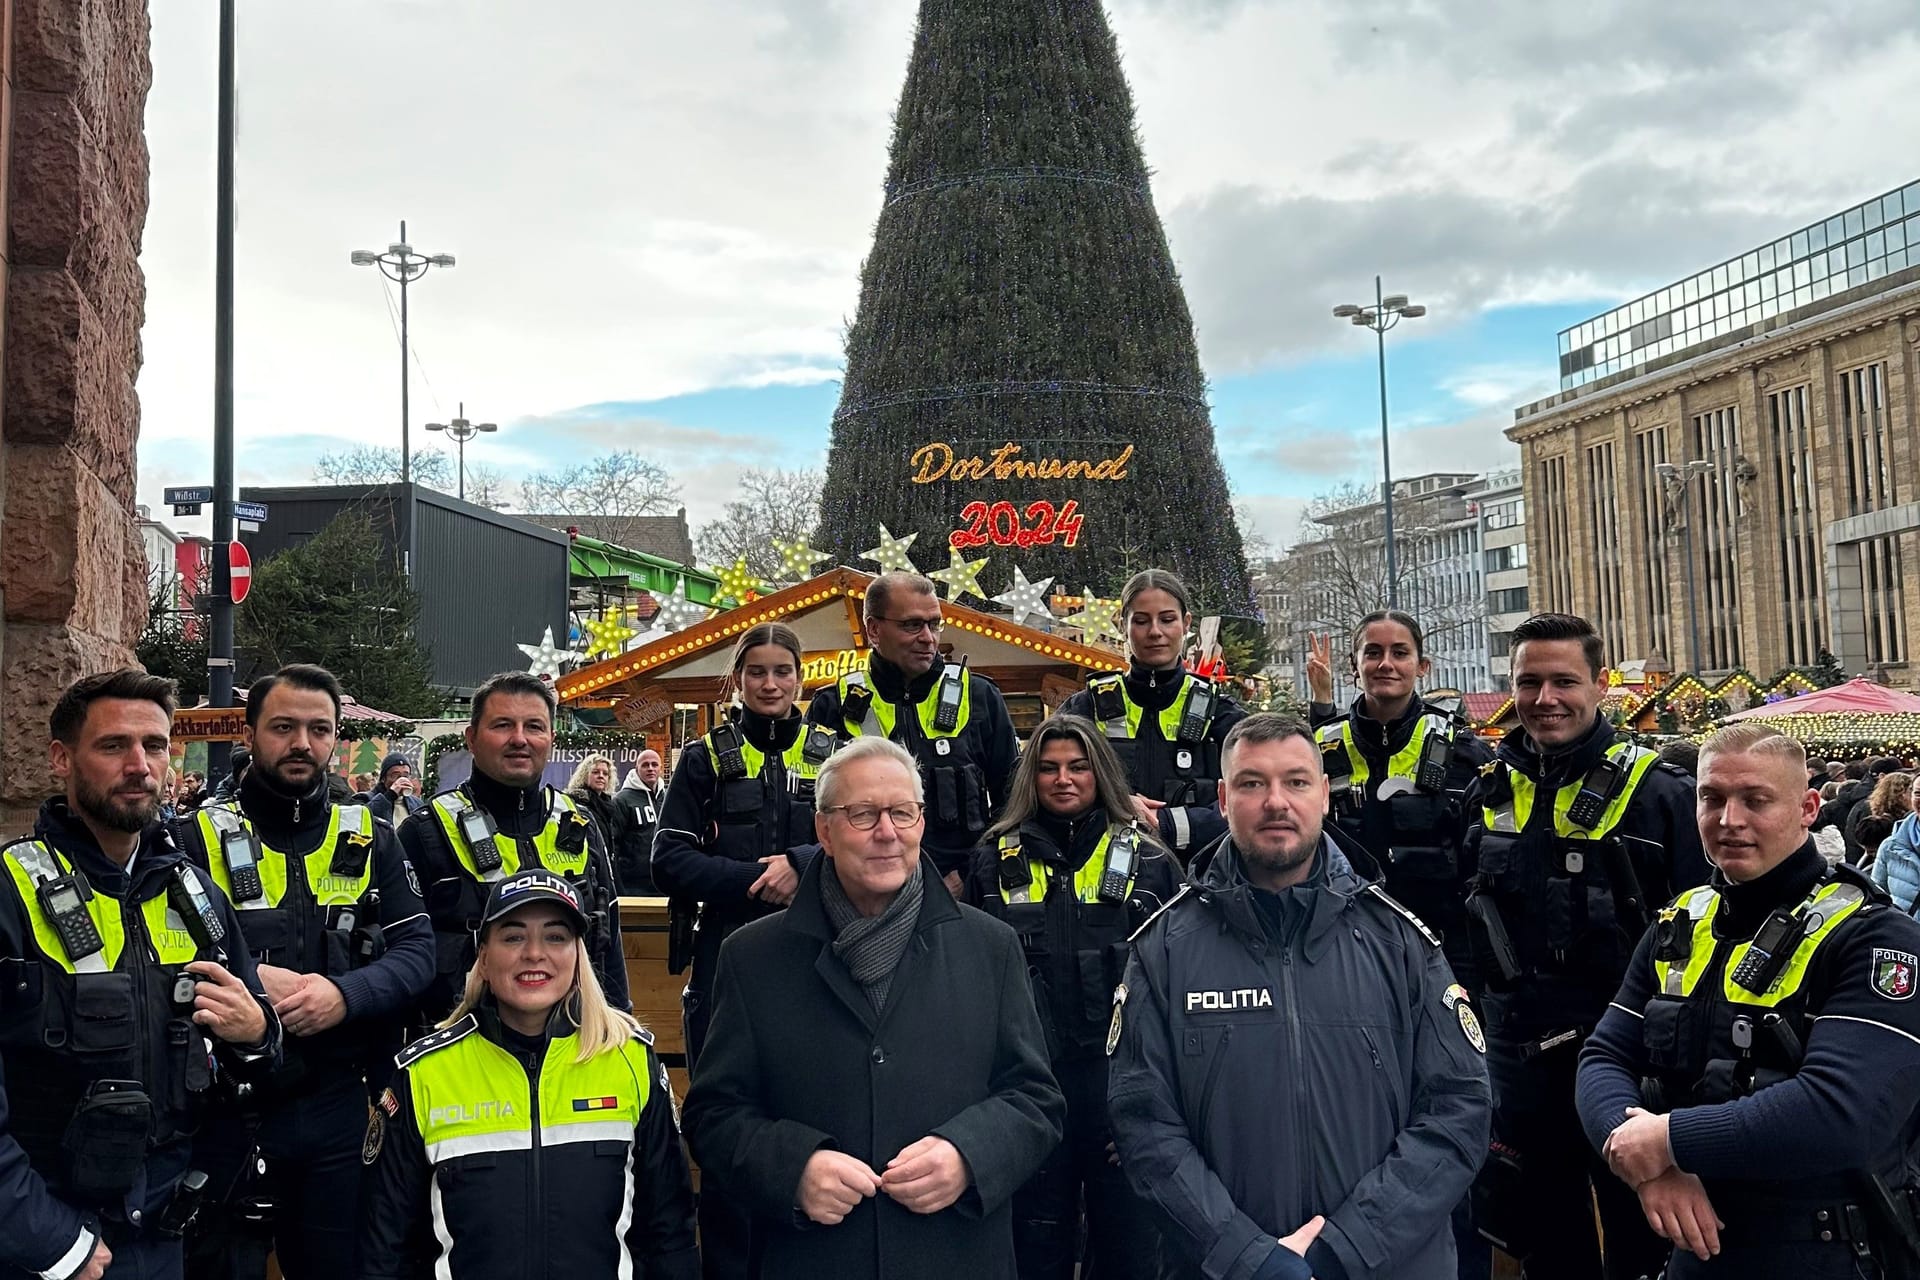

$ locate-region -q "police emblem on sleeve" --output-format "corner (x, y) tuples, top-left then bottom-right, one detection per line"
(362, 1108), (386, 1165)
(1106, 983), (1128, 1056)
(1872, 948), (1917, 1001)
(1442, 983), (1486, 1053)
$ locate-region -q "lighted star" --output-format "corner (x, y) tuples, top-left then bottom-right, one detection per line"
(711, 558), (765, 605)
(580, 608), (638, 661)
(653, 579), (713, 632)
(1063, 589), (1122, 644)
(860, 524), (919, 574)
(772, 537), (832, 583)
(516, 626), (571, 680)
(928, 546), (990, 602)
(992, 566), (1057, 629)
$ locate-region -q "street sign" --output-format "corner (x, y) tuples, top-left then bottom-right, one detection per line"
(171, 503), (203, 517)
(164, 486), (214, 505)
(228, 541), (252, 604)
(233, 501), (268, 523)
(171, 706), (248, 742)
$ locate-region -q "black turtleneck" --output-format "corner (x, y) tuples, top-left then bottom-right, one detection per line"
(1342, 691), (1425, 753)
(1033, 805), (1105, 870)
(868, 652), (942, 705)
(1124, 661), (1187, 714)
(239, 764), (333, 854)
(736, 706), (804, 755)
(1503, 712), (1612, 786)
(1713, 839), (1826, 939)
(1246, 839), (1327, 945)
(466, 767), (551, 836)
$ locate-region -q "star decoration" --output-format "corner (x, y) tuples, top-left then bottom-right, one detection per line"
(653, 579), (713, 632)
(928, 546), (990, 602)
(1063, 589), (1122, 644)
(772, 537), (832, 582)
(516, 626), (571, 681)
(713, 558), (764, 604)
(992, 566), (1057, 628)
(860, 524), (919, 574)
(580, 608), (638, 661)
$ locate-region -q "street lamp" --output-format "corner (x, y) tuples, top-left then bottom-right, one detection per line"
(426, 402), (497, 502)
(1655, 459), (1716, 673)
(351, 221), (455, 484)
(1334, 279), (1427, 608)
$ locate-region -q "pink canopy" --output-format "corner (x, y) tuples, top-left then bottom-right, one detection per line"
(1721, 677), (1920, 721)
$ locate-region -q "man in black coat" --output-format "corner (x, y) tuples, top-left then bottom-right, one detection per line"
(612, 750), (665, 895)
(682, 736), (1065, 1279)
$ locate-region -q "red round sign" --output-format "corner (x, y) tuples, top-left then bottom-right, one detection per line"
(228, 541), (252, 604)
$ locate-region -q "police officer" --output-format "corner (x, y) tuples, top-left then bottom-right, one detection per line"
(1577, 723), (1920, 1278)
(399, 672), (629, 1029)
(806, 570), (1019, 899)
(174, 664), (433, 1277)
(360, 869), (697, 1279)
(0, 670), (279, 1280)
(969, 715), (1178, 1280)
(1108, 712), (1490, 1279)
(1462, 613), (1708, 1280)
(1057, 569), (1246, 862)
(653, 623), (837, 1279)
(612, 750), (666, 895)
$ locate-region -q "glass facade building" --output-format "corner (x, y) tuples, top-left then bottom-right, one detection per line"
(1559, 179), (1920, 389)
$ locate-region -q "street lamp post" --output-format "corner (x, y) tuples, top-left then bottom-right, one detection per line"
(426, 403), (498, 502)
(1656, 459), (1716, 673)
(1334, 279), (1426, 608)
(351, 223), (455, 484)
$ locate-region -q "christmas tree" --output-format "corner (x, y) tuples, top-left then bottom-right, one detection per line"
(817, 0), (1252, 612)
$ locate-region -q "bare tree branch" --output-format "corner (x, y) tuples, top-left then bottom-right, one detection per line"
(696, 468), (825, 578)
(313, 446), (454, 491)
(519, 451), (683, 518)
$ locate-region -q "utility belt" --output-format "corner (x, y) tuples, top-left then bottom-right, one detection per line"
(1716, 1183), (1920, 1274)
(923, 759), (988, 837)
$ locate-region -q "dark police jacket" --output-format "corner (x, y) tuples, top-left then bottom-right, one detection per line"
(176, 768), (434, 1087)
(399, 770), (629, 1026)
(1463, 718), (1708, 1043)
(1108, 834), (1490, 1280)
(360, 999), (697, 1280)
(969, 809), (1181, 1061)
(806, 654), (1020, 878)
(682, 855), (1065, 1279)
(0, 802), (279, 1279)
(1312, 696), (1493, 990)
(1578, 841), (1920, 1253)
(1058, 663), (1247, 858)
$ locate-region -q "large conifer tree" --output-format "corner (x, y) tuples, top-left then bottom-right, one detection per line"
(818, 0), (1252, 612)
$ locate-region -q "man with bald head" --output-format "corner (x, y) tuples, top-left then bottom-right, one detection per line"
(807, 571), (1019, 897)
(1578, 723), (1920, 1278)
(613, 749), (666, 895)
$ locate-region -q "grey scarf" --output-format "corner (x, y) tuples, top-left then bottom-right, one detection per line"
(821, 857), (925, 1012)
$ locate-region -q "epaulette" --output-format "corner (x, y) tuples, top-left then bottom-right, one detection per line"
(1127, 884), (1193, 943)
(1363, 883), (1442, 948)
(634, 1024), (656, 1047)
(395, 1013), (478, 1069)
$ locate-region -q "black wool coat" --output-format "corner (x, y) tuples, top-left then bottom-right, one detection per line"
(682, 855), (1066, 1280)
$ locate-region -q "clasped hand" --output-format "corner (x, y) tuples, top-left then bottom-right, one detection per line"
(797, 1137), (969, 1225)
(1602, 1106), (1674, 1187)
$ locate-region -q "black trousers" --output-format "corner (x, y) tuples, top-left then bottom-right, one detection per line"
(256, 1078), (368, 1279)
(686, 958), (752, 1280)
(1012, 1055), (1157, 1280)
(1487, 1037), (1670, 1280)
(1664, 1241), (1879, 1279)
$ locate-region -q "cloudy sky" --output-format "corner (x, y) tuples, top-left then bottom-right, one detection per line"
(135, 0), (1920, 554)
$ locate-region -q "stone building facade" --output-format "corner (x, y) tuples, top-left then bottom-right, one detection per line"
(1, 0), (154, 828)
(1511, 189), (1920, 685)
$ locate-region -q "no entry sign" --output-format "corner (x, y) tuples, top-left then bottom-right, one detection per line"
(228, 541), (252, 604)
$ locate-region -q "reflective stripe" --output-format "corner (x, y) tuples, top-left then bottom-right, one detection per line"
(998, 828), (1138, 906)
(837, 662), (971, 741)
(1168, 806), (1192, 851)
(3, 842), (120, 973)
(1652, 879), (1869, 1006)
(1655, 887), (1721, 997)
(540, 1119), (634, 1148)
(1814, 1014), (1920, 1048)
(1482, 742), (1657, 841)
(430, 1178), (456, 1280)
(425, 1129), (534, 1165)
(432, 788), (589, 882)
(1608, 1001), (1645, 1020)
(198, 805), (287, 909)
(700, 730), (829, 781)
(1093, 674), (1205, 748)
(1320, 714), (1451, 799)
(615, 1135), (638, 1280)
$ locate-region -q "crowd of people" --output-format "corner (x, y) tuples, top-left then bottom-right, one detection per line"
(2, 568), (1919, 1280)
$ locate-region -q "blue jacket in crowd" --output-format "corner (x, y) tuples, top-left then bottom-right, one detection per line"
(1871, 811), (1920, 913)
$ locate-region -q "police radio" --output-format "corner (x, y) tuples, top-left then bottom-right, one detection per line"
(1176, 682), (1213, 745)
(221, 826), (265, 904)
(933, 660), (967, 734)
(1098, 828), (1139, 905)
(459, 806), (504, 874)
(1730, 907), (1805, 995)
(168, 867), (227, 955)
(37, 873), (104, 964)
(1414, 727), (1451, 793)
(1566, 757), (1627, 830)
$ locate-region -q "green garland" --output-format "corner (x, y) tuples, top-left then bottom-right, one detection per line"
(422, 728), (661, 794)
(341, 717), (414, 743)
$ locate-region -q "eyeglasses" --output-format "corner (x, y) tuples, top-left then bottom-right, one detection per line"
(820, 802), (926, 831)
(875, 616), (944, 634)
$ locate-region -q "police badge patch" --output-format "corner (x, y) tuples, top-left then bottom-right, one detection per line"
(362, 1109), (386, 1165)
(1442, 984), (1486, 1053)
(404, 859), (422, 900)
(1871, 948), (1917, 1001)
(1106, 983), (1128, 1056)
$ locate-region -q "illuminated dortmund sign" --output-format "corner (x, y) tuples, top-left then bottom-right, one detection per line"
(815, 0), (1251, 611)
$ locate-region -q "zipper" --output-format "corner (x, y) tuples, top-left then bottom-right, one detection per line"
(1282, 944), (1311, 1224)
(1361, 1025), (1383, 1070)
(1194, 1024), (1234, 1138)
(124, 888), (156, 1113)
(529, 1045), (545, 1279)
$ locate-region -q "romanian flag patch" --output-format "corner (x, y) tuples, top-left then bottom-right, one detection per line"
(572, 1096), (620, 1112)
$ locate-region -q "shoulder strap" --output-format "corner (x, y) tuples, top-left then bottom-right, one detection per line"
(395, 1013), (480, 1069)
(1364, 883), (1442, 948)
(1127, 883), (1193, 943)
